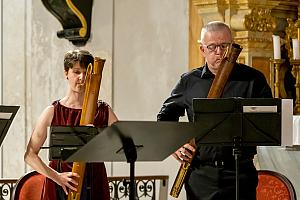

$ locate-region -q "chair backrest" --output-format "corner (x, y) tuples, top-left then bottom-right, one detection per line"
(256, 170), (297, 200)
(10, 171), (45, 200)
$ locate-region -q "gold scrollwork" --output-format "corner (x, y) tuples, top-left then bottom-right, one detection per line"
(244, 7), (276, 32)
(66, 0), (87, 38)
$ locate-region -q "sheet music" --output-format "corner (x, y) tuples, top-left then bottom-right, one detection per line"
(0, 112), (12, 119)
(293, 116), (300, 146)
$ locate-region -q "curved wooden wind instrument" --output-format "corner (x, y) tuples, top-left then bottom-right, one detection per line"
(170, 43), (243, 198)
(68, 57), (106, 200)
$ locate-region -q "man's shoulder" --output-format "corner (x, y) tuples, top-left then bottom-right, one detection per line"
(181, 66), (204, 79)
(235, 63), (265, 77)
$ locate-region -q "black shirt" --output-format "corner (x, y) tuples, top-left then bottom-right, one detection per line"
(157, 63), (273, 162)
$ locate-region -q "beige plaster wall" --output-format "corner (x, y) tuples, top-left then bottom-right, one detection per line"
(111, 1), (189, 199)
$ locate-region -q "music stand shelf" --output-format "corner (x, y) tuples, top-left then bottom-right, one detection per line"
(192, 97), (287, 200)
(50, 98), (288, 200)
(50, 121), (202, 200)
(0, 105), (19, 147)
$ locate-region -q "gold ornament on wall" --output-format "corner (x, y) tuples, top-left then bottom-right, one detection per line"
(244, 7), (276, 32)
(285, 18), (298, 60)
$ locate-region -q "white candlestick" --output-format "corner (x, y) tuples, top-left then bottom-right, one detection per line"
(292, 38), (300, 60)
(272, 35), (281, 59)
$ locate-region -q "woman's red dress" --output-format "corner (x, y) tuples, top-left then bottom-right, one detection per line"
(41, 100), (110, 200)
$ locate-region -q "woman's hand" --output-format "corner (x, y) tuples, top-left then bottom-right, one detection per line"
(56, 172), (80, 195)
(172, 143), (196, 164)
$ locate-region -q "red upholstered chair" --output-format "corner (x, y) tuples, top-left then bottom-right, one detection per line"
(11, 171), (45, 200)
(256, 170), (297, 200)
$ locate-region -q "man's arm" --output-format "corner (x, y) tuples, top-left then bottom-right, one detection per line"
(157, 77), (196, 162)
(157, 78), (187, 121)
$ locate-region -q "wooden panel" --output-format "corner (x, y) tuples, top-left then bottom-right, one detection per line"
(252, 57), (271, 85)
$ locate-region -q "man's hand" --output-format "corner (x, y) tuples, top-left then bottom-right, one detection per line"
(172, 143), (196, 164)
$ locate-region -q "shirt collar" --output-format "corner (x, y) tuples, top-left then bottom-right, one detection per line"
(201, 63), (214, 78)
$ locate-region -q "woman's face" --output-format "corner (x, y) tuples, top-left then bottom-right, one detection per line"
(65, 62), (87, 94)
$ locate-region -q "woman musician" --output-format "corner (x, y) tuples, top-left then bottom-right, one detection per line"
(24, 49), (118, 200)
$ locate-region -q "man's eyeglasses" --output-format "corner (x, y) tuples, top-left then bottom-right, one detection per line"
(202, 43), (231, 52)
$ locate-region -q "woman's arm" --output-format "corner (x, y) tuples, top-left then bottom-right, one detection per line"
(108, 107), (118, 126)
(24, 106), (55, 176)
(24, 106), (78, 194)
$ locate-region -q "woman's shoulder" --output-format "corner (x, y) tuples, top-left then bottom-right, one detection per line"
(37, 105), (54, 126)
(43, 104), (55, 115)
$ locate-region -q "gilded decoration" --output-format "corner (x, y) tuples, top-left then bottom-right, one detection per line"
(285, 18), (298, 60)
(244, 7), (276, 32)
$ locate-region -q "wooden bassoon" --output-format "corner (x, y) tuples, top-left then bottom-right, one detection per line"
(68, 57), (105, 200)
(170, 43), (243, 198)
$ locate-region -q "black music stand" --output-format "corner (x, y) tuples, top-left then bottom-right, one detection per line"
(0, 106), (19, 146)
(50, 98), (283, 200)
(192, 97), (283, 200)
(50, 121), (203, 200)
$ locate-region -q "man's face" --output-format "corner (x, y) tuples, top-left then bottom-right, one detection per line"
(200, 29), (232, 74)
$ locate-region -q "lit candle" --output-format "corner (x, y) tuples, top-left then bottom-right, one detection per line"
(292, 38), (300, 60)
(272, 35), (281, 59)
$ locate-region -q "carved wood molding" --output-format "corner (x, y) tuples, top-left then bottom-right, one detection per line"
(244, 7), (276, 32)
(41, 0), (93, 46)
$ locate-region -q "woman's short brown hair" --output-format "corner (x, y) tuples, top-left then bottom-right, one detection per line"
(64, 50), (94, 71)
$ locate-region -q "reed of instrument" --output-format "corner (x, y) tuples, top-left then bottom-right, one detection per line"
(67, 57), (105, 200)
(170, 43), (243, 198)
